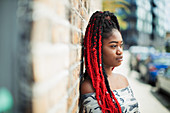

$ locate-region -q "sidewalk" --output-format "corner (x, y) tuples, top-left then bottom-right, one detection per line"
(113, 50), (170, 113)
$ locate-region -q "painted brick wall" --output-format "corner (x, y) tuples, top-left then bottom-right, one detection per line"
(30, 0), (101, 113)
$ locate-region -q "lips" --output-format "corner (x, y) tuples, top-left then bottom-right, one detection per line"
(116, 56), (123, 61)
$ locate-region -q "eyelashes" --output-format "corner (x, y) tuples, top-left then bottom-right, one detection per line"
(110, 45), (117, 48)
(110, 43), (124, 48)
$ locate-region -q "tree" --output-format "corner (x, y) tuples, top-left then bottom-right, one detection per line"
(103, 0), (130, 30)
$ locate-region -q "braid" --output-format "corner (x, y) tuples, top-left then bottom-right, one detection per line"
(82, 11), (121, 113)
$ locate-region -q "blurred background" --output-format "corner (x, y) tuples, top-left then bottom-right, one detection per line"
(0, 0), (169, 113)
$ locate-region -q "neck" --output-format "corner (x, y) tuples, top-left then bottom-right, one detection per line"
(104, 65), (113, 77)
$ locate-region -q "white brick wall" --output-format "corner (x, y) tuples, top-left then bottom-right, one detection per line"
(30, 0), (102, 112)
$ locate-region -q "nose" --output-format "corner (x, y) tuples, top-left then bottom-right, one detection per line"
(116, 46), (123, 55)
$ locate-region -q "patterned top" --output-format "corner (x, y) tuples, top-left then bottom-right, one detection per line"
(80, 85), (140, 113)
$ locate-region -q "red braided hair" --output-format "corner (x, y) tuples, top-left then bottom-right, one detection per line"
(83, 11), (122, 113)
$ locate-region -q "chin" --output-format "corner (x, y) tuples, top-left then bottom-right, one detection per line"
(114, 63), (122, 67)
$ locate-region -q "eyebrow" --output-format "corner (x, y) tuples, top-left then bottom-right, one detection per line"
(108, 41), (123, 44)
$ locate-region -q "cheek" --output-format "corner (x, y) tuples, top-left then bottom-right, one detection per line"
(103, 49), (116, 62)
(103, 48), (116, 57)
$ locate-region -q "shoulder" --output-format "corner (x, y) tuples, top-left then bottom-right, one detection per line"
(80, 78), (95, 95)
(113, 73), (129, 87)
(117, 73), (129, 83)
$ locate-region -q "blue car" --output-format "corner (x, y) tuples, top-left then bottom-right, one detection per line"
(139, 53), (170, 85)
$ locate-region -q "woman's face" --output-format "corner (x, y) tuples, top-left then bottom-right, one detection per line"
(102, 29), (123, 68)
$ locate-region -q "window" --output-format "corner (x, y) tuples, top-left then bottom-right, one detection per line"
(137, 19), (143, 31)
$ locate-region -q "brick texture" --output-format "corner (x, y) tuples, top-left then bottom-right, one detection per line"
(30, 0), (102, 112)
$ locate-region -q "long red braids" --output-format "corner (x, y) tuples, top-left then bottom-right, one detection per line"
(80, 11), (122, 113)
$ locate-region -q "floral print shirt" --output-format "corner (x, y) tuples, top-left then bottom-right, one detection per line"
(80, 85), (140, 113)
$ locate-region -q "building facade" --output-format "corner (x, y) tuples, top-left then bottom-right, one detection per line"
(119, 0), (166, 50)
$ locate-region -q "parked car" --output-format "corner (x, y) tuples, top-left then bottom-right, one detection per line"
(129, 46), (155, 72)
(156, 67), (170, 95)
(138, 53), (170, 85)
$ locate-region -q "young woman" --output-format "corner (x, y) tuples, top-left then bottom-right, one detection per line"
(79, 11), (140, 113)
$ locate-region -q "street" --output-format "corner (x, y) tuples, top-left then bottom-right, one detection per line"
(113, 50), (170, 113)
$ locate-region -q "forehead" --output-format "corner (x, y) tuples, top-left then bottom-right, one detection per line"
(103, 30), (123, 43)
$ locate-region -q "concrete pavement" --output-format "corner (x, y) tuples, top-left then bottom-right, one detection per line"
(113, 50), (170, 113)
